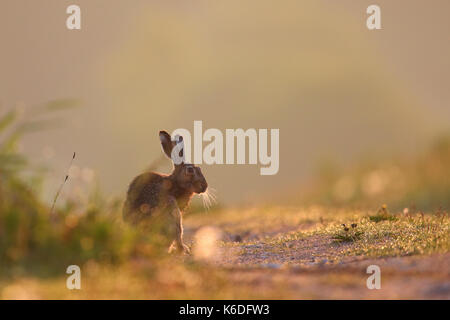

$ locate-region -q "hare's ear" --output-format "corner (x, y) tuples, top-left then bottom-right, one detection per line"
(172, 135), (185, 165)
(159, 131), (174, 159)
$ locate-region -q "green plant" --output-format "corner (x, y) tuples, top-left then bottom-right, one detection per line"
(0, 101), (165, 277)
(369, 204), (397, 222)
(332, 223), (363, 242)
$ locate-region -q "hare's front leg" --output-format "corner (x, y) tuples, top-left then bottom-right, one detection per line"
(167, 198), (190, 254)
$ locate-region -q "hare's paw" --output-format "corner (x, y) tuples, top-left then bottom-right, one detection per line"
(169, 241), (191, 254)
(168, 241), (177, 254)
(180, 243), (191, 255)
(168, 241), (191, 255)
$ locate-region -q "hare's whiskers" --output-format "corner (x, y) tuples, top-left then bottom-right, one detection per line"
(200, 187), (217, 211)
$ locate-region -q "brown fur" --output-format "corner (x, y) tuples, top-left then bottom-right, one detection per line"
(122, 131), (207, 254)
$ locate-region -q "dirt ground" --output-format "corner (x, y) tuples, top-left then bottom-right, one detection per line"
(181, 207), (450, 299)
(1, 207), (448, 299)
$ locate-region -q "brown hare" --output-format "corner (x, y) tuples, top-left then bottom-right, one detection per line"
(123, 131), (208, 254)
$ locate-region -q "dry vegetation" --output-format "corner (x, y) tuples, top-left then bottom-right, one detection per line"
(1, 205), (448, 299)
(0, 106), (449, 299)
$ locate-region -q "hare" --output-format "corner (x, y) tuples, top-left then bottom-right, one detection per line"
(123, 131), (208, 254)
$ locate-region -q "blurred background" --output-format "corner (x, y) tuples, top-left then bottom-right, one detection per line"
(1, 1), (449, 300)
(1, 0), (449, 207)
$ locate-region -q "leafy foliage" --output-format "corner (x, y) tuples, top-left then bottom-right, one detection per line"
(0, 102), (164, 277)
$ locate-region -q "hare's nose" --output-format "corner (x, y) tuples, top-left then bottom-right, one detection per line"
(199, 182), (208, 193)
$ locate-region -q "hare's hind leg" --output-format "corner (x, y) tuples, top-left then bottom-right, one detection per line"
(166, 198), (190, 254)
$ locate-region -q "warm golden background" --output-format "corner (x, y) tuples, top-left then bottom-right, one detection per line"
(1, 0), (449, 300)
(1, 0), (449, 205)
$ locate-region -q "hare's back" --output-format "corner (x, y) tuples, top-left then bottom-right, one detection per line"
(123, 172), (166, 221)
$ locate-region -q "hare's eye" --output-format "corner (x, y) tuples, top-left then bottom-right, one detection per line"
(186, 167), (194, 175)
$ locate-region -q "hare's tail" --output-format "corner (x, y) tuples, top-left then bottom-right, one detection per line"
(122, 199), (133, 222)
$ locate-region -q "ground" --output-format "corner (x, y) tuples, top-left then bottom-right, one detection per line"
(183, 206), (450, 299)
(1, 206), (449, 299)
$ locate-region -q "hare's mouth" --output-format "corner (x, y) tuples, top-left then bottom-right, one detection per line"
(197, 183), (208, 194)
(193, 181), (208, 194)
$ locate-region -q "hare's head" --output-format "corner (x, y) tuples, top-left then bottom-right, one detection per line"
(159, 131), (208, 194)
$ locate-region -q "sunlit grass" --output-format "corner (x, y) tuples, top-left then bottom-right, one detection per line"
(336, 213), (449, 257)
(192, 205), (449, 258)
(1, 103), (449, 299)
